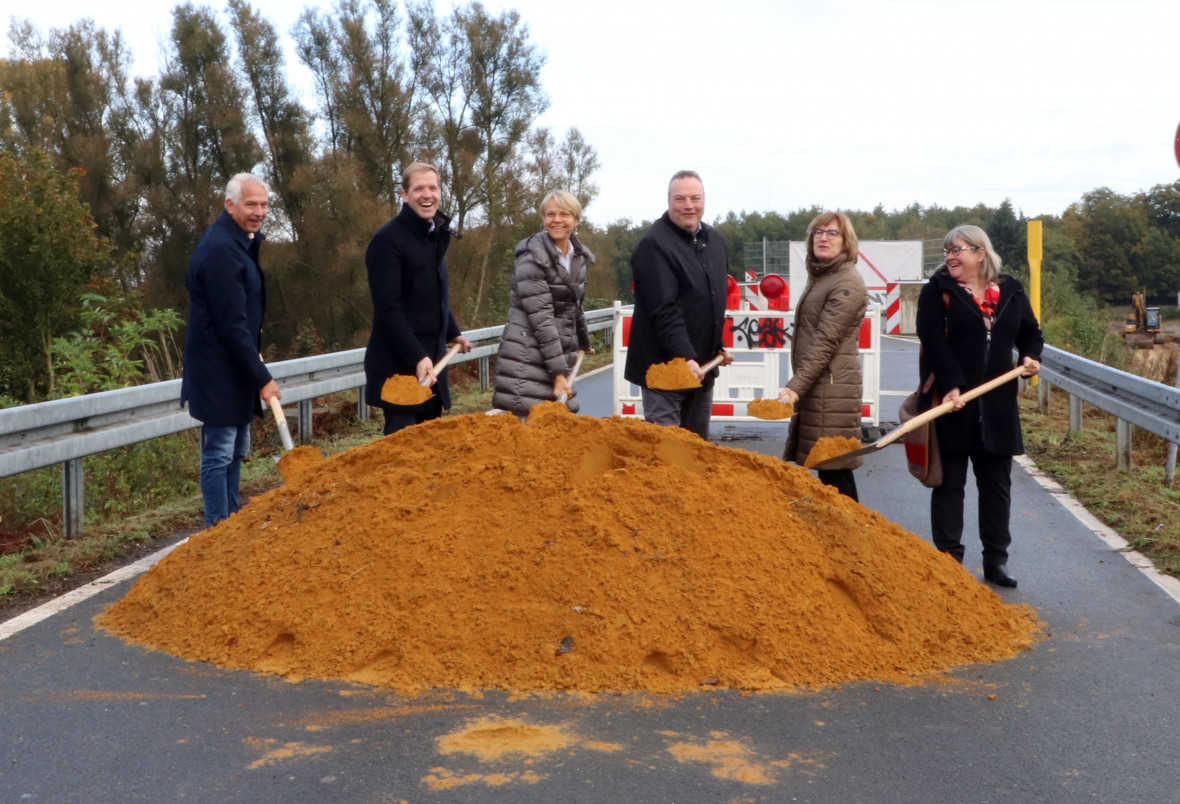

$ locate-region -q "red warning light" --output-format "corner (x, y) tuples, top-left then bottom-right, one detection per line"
(759, 274), (789, 310)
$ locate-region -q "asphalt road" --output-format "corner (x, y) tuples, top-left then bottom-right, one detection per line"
(3, 337), (1180, 803)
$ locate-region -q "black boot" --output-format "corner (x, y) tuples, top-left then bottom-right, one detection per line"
(984, 564), (1017, 588)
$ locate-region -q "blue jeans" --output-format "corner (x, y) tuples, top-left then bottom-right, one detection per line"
(200, 424), (251, 527)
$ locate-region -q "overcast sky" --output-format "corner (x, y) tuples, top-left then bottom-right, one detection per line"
(6, 0), (1180, 226)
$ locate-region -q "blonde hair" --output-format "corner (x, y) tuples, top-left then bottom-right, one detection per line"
(806, 211), (859, 263)
(540, 189), (581, 224)
(943, 225), (1002, 283)
(401, 162), (438, 190)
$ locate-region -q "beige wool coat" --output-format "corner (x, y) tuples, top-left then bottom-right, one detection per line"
(783, 257), (868, 470)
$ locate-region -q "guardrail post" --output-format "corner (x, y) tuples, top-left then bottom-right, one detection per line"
(1068, 394), (1083, 436)
(1115, 418), (1132, 472)
(62, 458), (84, 539)
(356, 386), (369, 422)
(479, 356), (490, 392)
(1038, 378), (1050, 411)
(298, 400), (313, 444)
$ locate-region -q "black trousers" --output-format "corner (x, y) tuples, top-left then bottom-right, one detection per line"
(930, 450), (1012, 566)
(381, 396), (442, 436)
(817, 469), (858, 502)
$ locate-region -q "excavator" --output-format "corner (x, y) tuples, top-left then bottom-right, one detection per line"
(1123, 291), (1162, 347)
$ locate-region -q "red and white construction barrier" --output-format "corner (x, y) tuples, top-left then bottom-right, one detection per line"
(611, 303), (881, 425)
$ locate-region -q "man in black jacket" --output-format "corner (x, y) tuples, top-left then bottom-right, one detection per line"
(364, 162), (471, 435)
(624, 170), (731, 440)
(181, 173), (281, 528)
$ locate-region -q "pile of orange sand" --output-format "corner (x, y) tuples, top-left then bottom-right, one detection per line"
(645, 358), (699, 390)
(275, 445), (323, 482)
(380, 374), (433, 406)
(98, 404), (1039, 694)
(747, 398), (794, 420)
(804, 436), (864, 468)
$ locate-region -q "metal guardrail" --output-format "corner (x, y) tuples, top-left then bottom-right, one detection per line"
(1040, 345), (1180, 443)
(0, 307), (616, 536)
(1039, 344), (1180, 477)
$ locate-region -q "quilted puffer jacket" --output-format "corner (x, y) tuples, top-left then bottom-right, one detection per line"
(783, 257), (868, 470)
(492, 231), (593, 415)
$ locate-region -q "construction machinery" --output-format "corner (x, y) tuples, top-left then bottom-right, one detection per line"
(1123, 291), (1162, 346)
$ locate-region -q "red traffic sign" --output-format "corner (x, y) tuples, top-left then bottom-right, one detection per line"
(1176, 119), (1180, 169)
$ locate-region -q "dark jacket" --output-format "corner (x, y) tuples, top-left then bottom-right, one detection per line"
(623, 213), (728, 389)
(181, 209), (272, 427)
(783, 258), (868, 470)
(916, 267), (1044, 454)
(364, 204), (462, 409)
(492, 231), (594, 415)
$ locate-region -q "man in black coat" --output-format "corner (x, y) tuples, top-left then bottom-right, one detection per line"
(364, 162), (471, 435)
(181, 173), (281, 528)
(624, 170), (731, 440)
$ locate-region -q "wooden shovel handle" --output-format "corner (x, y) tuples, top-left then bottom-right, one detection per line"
(267, 395), (296, 453)
(699, 354), (725, 374)
(556, 351), (586, 404)
(569, 350), (586, 383)
(878, 365), (1027, 448)
(422, 342), (463, 386)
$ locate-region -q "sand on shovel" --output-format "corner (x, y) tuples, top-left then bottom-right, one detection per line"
(97, 404), (1039, 695)
(804, 436), (864, 468)
(380, 374), (433, 406)
(645, 358), (700, 391)
(276, 445), (323, 482)
(747, 398), (794, 420)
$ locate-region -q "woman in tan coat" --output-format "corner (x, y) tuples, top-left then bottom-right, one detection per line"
(780, 212), (868, 500)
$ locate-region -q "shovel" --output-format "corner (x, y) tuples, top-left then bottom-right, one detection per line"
(808, 365), (1027, 468)
(267, 396), (296, 453)
(646, 353), (726, 391)
(381, 342), (463, 408)
(421, 342), (463, 386)
(268, 396), (323, 480)
(556, 350), (586, 404)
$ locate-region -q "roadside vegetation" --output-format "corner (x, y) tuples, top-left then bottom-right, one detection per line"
(1020, 389), (1180, 577)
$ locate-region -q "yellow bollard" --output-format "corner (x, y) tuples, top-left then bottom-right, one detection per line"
(1027, 220), (1043, 388)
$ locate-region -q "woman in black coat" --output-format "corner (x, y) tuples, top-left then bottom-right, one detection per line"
(916, 225), (1043, 588)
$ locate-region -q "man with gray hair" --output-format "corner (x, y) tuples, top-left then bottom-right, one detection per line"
(181, 172), (281, 527)
(624, 170), (731, 439)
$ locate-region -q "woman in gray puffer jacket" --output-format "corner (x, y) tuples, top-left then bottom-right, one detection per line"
(493, 190), (594, 416)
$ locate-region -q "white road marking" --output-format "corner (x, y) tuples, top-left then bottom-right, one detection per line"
(0, 538), (188, 641)
(1016, 455), (1180, 606)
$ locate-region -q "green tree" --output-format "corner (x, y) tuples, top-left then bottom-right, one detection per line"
(1061, 187), (1174, 305)
(0, 19), (144, 286)
(137, 3), (263, 312)
(555, 127), (600, 213)
(227, 0), (314, 239)
(986, 198), (1025, 272)
(0, 150), (114, 400)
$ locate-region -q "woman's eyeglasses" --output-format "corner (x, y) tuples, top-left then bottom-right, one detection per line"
(943, 246), (981, 256)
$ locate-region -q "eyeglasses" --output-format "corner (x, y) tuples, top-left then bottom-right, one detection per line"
(812, 228), (841, 240)
(943, 246), (981, 256)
